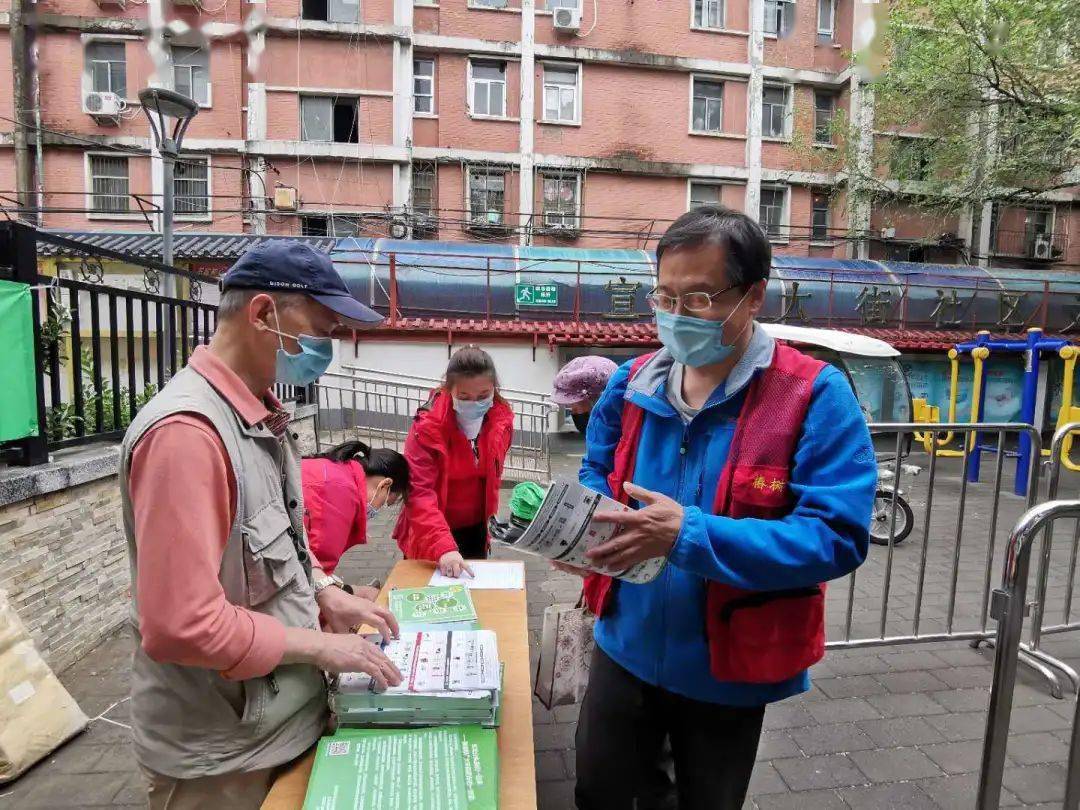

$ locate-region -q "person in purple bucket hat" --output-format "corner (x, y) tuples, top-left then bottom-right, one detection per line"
(552, 355), (619, 433)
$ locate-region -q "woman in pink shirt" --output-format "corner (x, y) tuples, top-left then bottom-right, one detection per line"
(301, 441), (409, 587)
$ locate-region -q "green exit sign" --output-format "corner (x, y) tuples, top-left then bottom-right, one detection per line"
(515, 283), (559, 307)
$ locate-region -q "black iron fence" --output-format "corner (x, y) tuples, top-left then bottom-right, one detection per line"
(0, 222), (307, 467)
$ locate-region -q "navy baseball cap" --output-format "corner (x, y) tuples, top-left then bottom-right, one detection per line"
(221, 240), (383, 326)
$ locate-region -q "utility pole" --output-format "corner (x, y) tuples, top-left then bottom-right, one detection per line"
(10, 0), (34, 218)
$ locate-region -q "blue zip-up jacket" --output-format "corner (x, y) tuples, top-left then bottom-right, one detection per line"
(580, 326), (877, 706)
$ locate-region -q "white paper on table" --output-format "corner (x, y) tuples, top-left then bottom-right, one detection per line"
(428, 561), (525, 590)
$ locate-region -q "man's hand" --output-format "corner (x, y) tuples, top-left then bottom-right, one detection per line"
(551, 561), (590, 578)
(438, 551), (475, 579)
(351, 584), (381, 602)
(312, 635), (403, 688)
(281, 628), (403, 689)
(585, 482), (684, 571)
(316, 585), (399, 640)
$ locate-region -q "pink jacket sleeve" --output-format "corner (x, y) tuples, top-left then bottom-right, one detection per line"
(129, 415), (286, 680)
(400, 426), (459, 562)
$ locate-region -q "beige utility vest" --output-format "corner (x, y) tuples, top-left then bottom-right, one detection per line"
(119, 366), (327, 778)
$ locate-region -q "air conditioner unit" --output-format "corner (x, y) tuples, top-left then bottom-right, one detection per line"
(83, 91), (123, 124)
(553, 7), (582, 32)
(273, 186), (298, 211)
(1031, 233), (1053, 260)
(880, 226), (896, 239)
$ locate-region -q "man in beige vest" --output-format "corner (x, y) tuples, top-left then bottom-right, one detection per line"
(120, 242), (403, 809)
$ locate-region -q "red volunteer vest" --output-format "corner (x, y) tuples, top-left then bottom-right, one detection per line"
(582, 343), (829, 684)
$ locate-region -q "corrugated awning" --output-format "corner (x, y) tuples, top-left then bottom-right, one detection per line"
(367, 319), (1068, 352)
(37, 230), (336, 262)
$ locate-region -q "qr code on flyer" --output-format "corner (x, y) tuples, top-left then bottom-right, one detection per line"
(326, 741), (351, 757)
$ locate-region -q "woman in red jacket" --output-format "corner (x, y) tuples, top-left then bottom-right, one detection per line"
(302, 440), (410, 592)
(393, 346), (515, 578)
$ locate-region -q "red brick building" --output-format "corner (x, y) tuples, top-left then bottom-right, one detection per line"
(0, 0), (1075, 268)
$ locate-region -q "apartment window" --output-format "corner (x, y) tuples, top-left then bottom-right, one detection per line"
(472, 0), (509, 9)
(764, 0), (795, 36)
(691, 77), (723, 134)
(174, 157), (210, 217)
(304, 215), (361, 236)
(813, 91), (835, 144)
(414, 58), (435, 114)
(301, 216), (329, 236)
(171, 46), (210, 106)
(86, 41), (126, 97)
(469, 61), (507, 118)
(817, 0), (836, 37)
(811, 191), (831, 240)
(693, 0), (724, 29)
(689, 181), (722, 209)
(759, 186), (787, 239)
(468, 168), (506, 225)
(762, 84), (790, 139)
(546, 0), (580, 8)
(302, 0), (360, 22)
(542, 173), (580, 229)
(301, 95), (359, 143)
(411, 162), (437, 238)
(890, 137), (932, 181)
(88, 155), (130, 214)
(542, 65), (580, 124)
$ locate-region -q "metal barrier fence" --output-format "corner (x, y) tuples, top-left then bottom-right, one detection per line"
(976, 499), (1080, 810)
(825, 422), (1080, 697)
(313, 366), (554, 482)
(1025, 421), (1080, 696)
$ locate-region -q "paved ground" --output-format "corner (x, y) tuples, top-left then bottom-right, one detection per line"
(3, 434), (1080, 809)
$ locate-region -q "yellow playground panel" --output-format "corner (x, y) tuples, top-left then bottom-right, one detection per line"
(1048, 345), (1080, 471)
(913, 347), (989, 457)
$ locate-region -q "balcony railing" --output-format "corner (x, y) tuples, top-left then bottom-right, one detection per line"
(990, 229), (1068, 261)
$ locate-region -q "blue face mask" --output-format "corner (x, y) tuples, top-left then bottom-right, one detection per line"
(453, 395), (494, 440)
(654, 291), (751, 368)
(267, 307), (334, 386)
(453, 396), (494, 420)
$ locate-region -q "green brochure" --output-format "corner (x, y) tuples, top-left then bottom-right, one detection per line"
(302, 725), (498, 810)
(389, 585), (478, 626)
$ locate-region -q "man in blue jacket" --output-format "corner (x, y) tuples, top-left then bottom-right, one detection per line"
(562, 206), (877, 810)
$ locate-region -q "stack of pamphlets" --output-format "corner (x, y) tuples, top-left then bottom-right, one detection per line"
(333, 629), (502, 728)
(389, 584), (480, 632)
(302, 725), (499, 810)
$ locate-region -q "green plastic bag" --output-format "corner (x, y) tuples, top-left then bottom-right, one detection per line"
(509, 481), (546, 521)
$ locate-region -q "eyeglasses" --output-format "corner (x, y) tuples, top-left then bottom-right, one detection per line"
(646, 285), (737, 313)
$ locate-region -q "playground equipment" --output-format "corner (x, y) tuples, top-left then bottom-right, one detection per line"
(914, 346), (989, 458)
(1049, 345), (1080, 472)
(916, 329), (1073, 496)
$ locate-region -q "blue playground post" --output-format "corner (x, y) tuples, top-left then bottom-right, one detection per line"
(1015, 329), (1043, 496)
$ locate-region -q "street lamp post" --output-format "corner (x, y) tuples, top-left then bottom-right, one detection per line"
(138, 87), (199, 277)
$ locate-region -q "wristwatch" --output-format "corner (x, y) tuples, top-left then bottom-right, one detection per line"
(313, 571), (345, 595)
